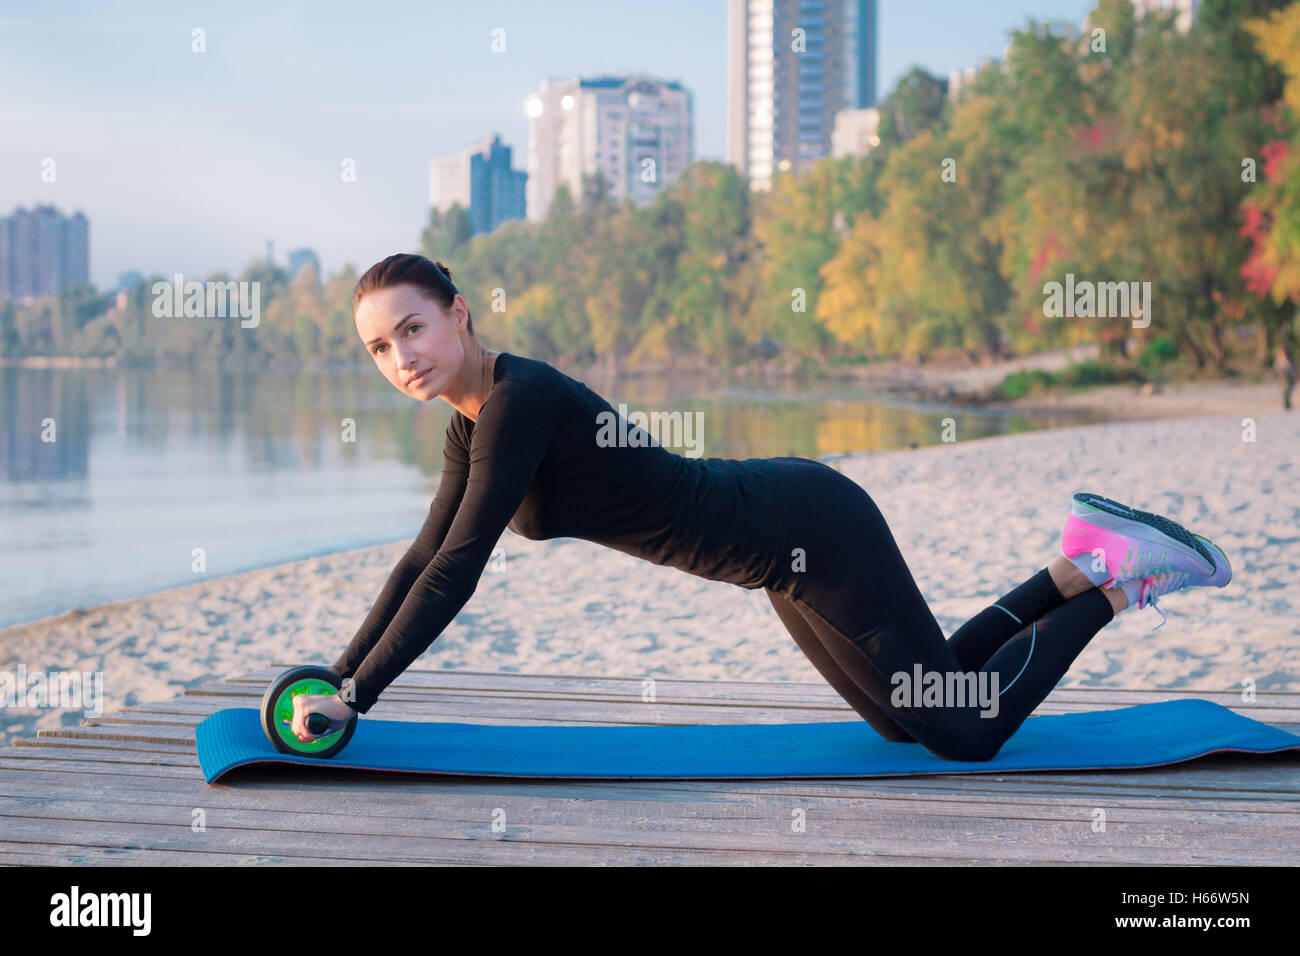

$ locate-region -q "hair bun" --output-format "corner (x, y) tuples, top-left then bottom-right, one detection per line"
(433, 260), (453, 283)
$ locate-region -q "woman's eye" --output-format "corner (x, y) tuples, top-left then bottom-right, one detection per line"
(374, 325), (419, 357)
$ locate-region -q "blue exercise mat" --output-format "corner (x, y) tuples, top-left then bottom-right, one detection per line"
(195, 698), (1300, 784)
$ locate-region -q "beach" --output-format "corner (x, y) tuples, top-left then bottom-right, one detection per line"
(1, 385), (1296, 749)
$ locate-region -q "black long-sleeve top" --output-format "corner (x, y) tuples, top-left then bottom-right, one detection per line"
(330, 351), (790, 714)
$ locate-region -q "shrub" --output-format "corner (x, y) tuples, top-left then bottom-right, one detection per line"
(996, 368), (1056, 399)
(1137, 335), (1180, 376)
(1057, 359), (1144, 388)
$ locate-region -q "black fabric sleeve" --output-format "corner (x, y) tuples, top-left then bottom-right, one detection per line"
(329, 417), (471, 697)
(333, 379), (555, 714)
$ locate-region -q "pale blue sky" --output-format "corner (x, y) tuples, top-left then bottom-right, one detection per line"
(0, 0), (1094, 290)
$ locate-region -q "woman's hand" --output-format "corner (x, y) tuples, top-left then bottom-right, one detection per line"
(290, 692), (356, 742)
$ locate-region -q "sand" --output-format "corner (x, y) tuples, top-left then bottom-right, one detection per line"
(1, 403), (1296, 749)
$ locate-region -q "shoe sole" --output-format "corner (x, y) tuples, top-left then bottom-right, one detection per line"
(1067, 492), (1217, 578)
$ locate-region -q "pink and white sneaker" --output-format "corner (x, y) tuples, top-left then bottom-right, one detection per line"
(1062, 493), (1232, 630)
(1062, 492), (1217, 585)
(1125, 535), (1232, 629)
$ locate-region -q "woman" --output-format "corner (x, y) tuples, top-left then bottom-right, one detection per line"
(292, 254), (1232, 762)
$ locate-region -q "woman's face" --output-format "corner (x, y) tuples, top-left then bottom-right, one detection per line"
(355, 284), (468, 401)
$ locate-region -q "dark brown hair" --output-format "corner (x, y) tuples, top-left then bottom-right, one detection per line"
(353, 254), (473, 335)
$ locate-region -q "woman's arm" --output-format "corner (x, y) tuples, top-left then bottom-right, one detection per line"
(329, 418), (470, 687)
(340, 379), (556, 714)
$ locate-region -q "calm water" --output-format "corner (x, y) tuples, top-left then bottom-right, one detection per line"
(0, 362), (1106, 628)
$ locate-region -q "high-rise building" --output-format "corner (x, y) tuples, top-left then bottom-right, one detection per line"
(524, 74), (693, 222)
(0, 218), (10, 300)
(0, 205), (90, 300)
(65, 213), (89, 289)
(287, 247), (321, 282)
(8, 211), (35, 298)
(727, 0), (878, 191)
(430, 133), (527, 237)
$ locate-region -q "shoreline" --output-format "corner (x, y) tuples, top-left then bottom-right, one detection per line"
(989, 380), (1293, 420)
(4, 343), (1292, 424)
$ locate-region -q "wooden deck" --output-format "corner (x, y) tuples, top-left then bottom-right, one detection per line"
(1, 666), (1297, 865)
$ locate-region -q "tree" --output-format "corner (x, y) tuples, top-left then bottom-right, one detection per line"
(420, 204), (472, 262)
(877, 67), (948, 150)
(658, 162), (748, 361)
(1242, 3), (1300, 361)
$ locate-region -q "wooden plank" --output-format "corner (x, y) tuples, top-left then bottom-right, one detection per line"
(2, 771), (1297, 830)
(3, 759), (1296, 823)
(2, 756), (1297, 811)
(11, 737), (193, 753)
(0, 796), (1294, 865)
(35, 727), (198, 745)
(0, 815), (914, 865)
(0, 842), (371, 866)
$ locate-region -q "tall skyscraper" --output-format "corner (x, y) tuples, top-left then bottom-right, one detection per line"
(430, 133), (528, 237)
(727, 0), (878, 191)
(0, 206), (90, 300)
(65, 213), (89, 289)
(524, 74), (693, 223)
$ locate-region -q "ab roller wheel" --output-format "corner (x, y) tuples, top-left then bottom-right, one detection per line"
(260, 665), (357, 758)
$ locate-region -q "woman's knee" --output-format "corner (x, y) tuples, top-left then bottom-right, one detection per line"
(915, 724), (1002, 762)
(881, 704), (1004, 761)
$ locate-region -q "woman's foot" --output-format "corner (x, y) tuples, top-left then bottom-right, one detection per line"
(1055, 493), (1233, 631)
(1061, 491), (1218, 586)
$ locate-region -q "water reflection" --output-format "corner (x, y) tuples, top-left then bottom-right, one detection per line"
(0, 362), (1104, 627)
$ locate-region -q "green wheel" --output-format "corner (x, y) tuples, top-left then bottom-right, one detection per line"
(260, 665), (357, 758)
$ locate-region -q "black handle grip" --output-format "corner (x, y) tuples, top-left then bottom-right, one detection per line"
(306, 713), (331, 735)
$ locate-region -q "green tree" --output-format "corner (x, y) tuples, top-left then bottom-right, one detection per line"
(877, 67), (948, 150)
(420, 204), (472, 262)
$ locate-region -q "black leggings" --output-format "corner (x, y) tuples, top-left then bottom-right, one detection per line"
(765, 458), (1115, 762)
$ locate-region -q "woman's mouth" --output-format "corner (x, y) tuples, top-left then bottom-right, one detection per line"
(407, 367), (432, 386)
